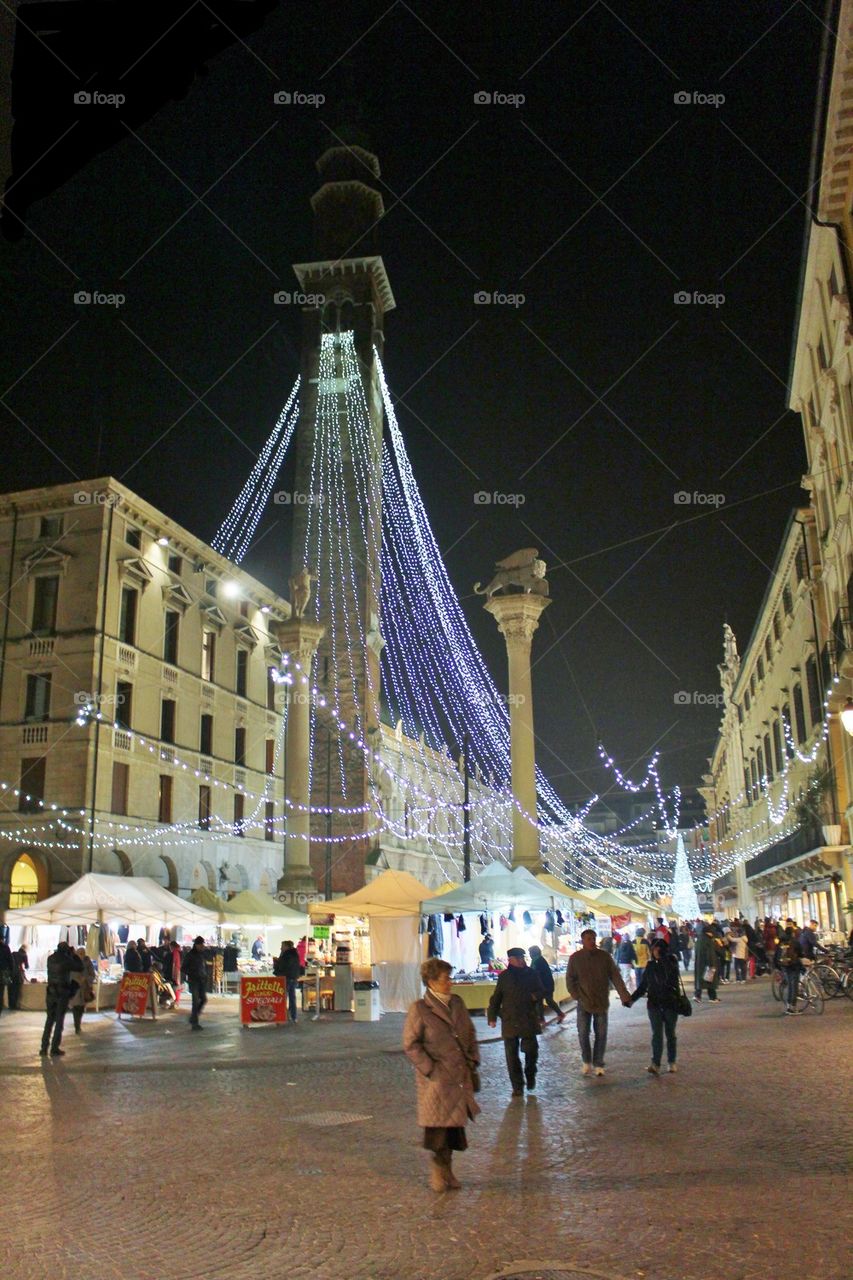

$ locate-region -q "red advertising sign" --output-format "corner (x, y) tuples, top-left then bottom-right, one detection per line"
(116, 972), (154, 1018)
(610, 913), (632, 930)
(240, 975), (287, 1027)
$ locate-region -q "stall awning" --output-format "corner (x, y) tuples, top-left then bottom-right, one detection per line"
(221, 890), (307, 927)
(2, 873), (221, 930)
(309, 869), (434, 918)
(420, 862), (559, 914)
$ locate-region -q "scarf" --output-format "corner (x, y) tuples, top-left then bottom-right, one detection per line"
(427, 987), (452, 1007)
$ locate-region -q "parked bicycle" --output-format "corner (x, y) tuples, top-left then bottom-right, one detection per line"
(785, 965), (825, 1015)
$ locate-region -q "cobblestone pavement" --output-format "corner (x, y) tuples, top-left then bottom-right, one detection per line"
(1, 980), (850, 1280)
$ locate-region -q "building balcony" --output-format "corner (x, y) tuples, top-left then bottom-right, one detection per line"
(21, 724), (48, 745)
(27, 637), (55, 659)
(745, 823), (828, 879)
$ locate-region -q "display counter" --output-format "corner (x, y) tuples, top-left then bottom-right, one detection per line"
(451, 971), (570, 1012)
(18, 980), (120, 1012)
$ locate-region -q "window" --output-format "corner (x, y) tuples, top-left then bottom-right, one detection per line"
(198, 785), (211, 830)
(265, 739), (275, 773)
(764, 636), (772, 664)
(116, 681), (133, 730)
(19, 757), (45, 812)
(235, 726), (246, 766)
(743, 770), (751, 805)
(782, 705), (793, 759)
(160, 698), (176, 744)
(164, 610), (180, 665)
(830, 263), (840, 298)
(119, 587), (138, 645)
(39, 515), (63, 539)
(795, 547), (807, 582)
(773, 613), (781, 643)
(267, 668), (277, 711)
(239, 600), (249, 619)
(756, 746), (764, 785)
(749, 674), (756, 697)
(200, 714), (213, 756)
(818, 334), (828, 370)
(737, 701), (744, 724)
(773, 720), (784, 774)
(763, 734), (773, 783)
(236, 648), (248, 698)
(24, 673), (51, 721)
(111, 762), (129, 815)
(234, 793), (245, 837)
(783, 584), (793, 615)
(744, 690), (751, 713)
(820, 643), (831, 694)
(126, 526), (142, 549)
(158, 774), (173, 824)
(805, 657), (821, 728)
(793, 683), (807, 743)
(265, 801), (275, 842)
(201, 630), (215, 682)
(204, 577), (217, 598)
(31, 575), (59, 633)
(756, 656), (764, 682)
(168, 553), (182, 575)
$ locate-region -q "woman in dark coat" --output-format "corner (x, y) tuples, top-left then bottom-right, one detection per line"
(630, 938), (682, 1073)
(403, 958), (480, 1193)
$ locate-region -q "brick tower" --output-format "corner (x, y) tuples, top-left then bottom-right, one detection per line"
(289, 135), (395, 894)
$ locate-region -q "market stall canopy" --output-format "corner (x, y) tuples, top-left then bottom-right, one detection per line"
(220, 889), (306, 926)
(580, 887), (647, 920)
(1, 874), (221, 930)
(534, 872), (598, 911)
(309, 869), (433, 919)
(420, 861), (558, 914)
(190, 886), (231, 918)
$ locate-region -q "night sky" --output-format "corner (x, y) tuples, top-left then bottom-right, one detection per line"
(1, 1), (829, 815)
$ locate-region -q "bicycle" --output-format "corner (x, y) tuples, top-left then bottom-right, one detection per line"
(783, 966), (825, 1015)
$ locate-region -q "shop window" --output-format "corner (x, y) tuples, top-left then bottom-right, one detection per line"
(236, 648), (248, 698)
(234, 793), (245, 837)
(31, 575), (59, 633)
(265, 801), (275, 842)
(164, 609), (180, 665)
(201, 629), (216, 682)
(24, 672), (51, 722)
(160, 698), (176, 744)
(111, 762), (129, 815)
(200, 713), (213, 756)
(119, 587), (138, 645)
(159, 774), (173, 824)
(198, 785), (211, 830)
(116, 681), (132, 730)
(234, 726), (246, 766)
(19, 756), (45, 812)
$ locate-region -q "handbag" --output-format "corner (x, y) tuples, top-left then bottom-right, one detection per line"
(677, 972), (692, 1017)
(469, 1065), (481, 1093)
(702, 965), (716, 983)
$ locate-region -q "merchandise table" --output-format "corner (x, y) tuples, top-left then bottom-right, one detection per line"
(451, 971), (569, 1012)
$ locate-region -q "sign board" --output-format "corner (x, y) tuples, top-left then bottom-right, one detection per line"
(312, 925), (331, 940)
(240, 975), (287, 1027)
(610, 912), (632, 930)
(116, 972), (155, 1019)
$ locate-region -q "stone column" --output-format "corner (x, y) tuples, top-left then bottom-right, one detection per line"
(273, 619), (325, 894)
(484, 594), (551, 871)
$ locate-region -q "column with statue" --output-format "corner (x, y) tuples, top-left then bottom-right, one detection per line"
(274, 568), (325, 895)
(476, 549), (551, 872)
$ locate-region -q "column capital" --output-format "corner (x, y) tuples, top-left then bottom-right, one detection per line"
(272, 618), (326, 664)
(484, 593), (551, 647)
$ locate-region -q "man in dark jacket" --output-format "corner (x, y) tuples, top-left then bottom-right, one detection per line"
(273, 940), (302, 1022)
(777, 920), (804, 1013)
(487, 948), (543, 1096)
(40, 941), (83, 1057)
(183, 936), (209, 1030)
(528, 945), (564, 1022)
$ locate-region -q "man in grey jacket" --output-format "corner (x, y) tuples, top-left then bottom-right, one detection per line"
(487, 948), (543, 1097)
(566, 929), (631, 1076)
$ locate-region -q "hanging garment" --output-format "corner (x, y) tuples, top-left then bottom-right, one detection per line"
(544, 910), (555, 931)
(455, 915), (466, 935)
(523, 911), (533, 929)
(479, 914), (488, 934)
(443, 913), (454, 923)
(556, 910), (565, 927)
(508, 908), (516, 923)
(427, 915), (443, 958)
(499, 915), (509, 931)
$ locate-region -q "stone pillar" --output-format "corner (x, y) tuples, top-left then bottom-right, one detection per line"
(273, 619), (325, 894)
(484, 594), (551, 871)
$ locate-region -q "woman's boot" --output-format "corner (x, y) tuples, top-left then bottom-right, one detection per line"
(444, 1152), (461, 1190)
(429, 1154), (447, 1192)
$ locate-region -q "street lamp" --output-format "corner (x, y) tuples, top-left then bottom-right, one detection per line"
(841, 698), (853, 736)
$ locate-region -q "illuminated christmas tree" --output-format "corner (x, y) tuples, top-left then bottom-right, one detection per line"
(671, 833), (700, 919)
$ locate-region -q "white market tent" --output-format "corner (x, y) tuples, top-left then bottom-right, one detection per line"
(420, 862), (562, 914)
(2, 873), (221, 932)
(309, 870), (434, 1013)
(221, 889), (307, 929)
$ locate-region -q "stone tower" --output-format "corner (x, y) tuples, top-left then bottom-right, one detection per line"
(289, 134), (395, 894)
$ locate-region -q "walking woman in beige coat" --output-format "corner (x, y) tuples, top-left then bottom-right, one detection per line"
(403, 958), (481, 1192)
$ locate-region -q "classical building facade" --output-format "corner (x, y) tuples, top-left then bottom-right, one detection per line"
(0, 477), (291, 908)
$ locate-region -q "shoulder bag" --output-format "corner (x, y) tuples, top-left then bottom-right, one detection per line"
(677, 970), (692, 1017)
